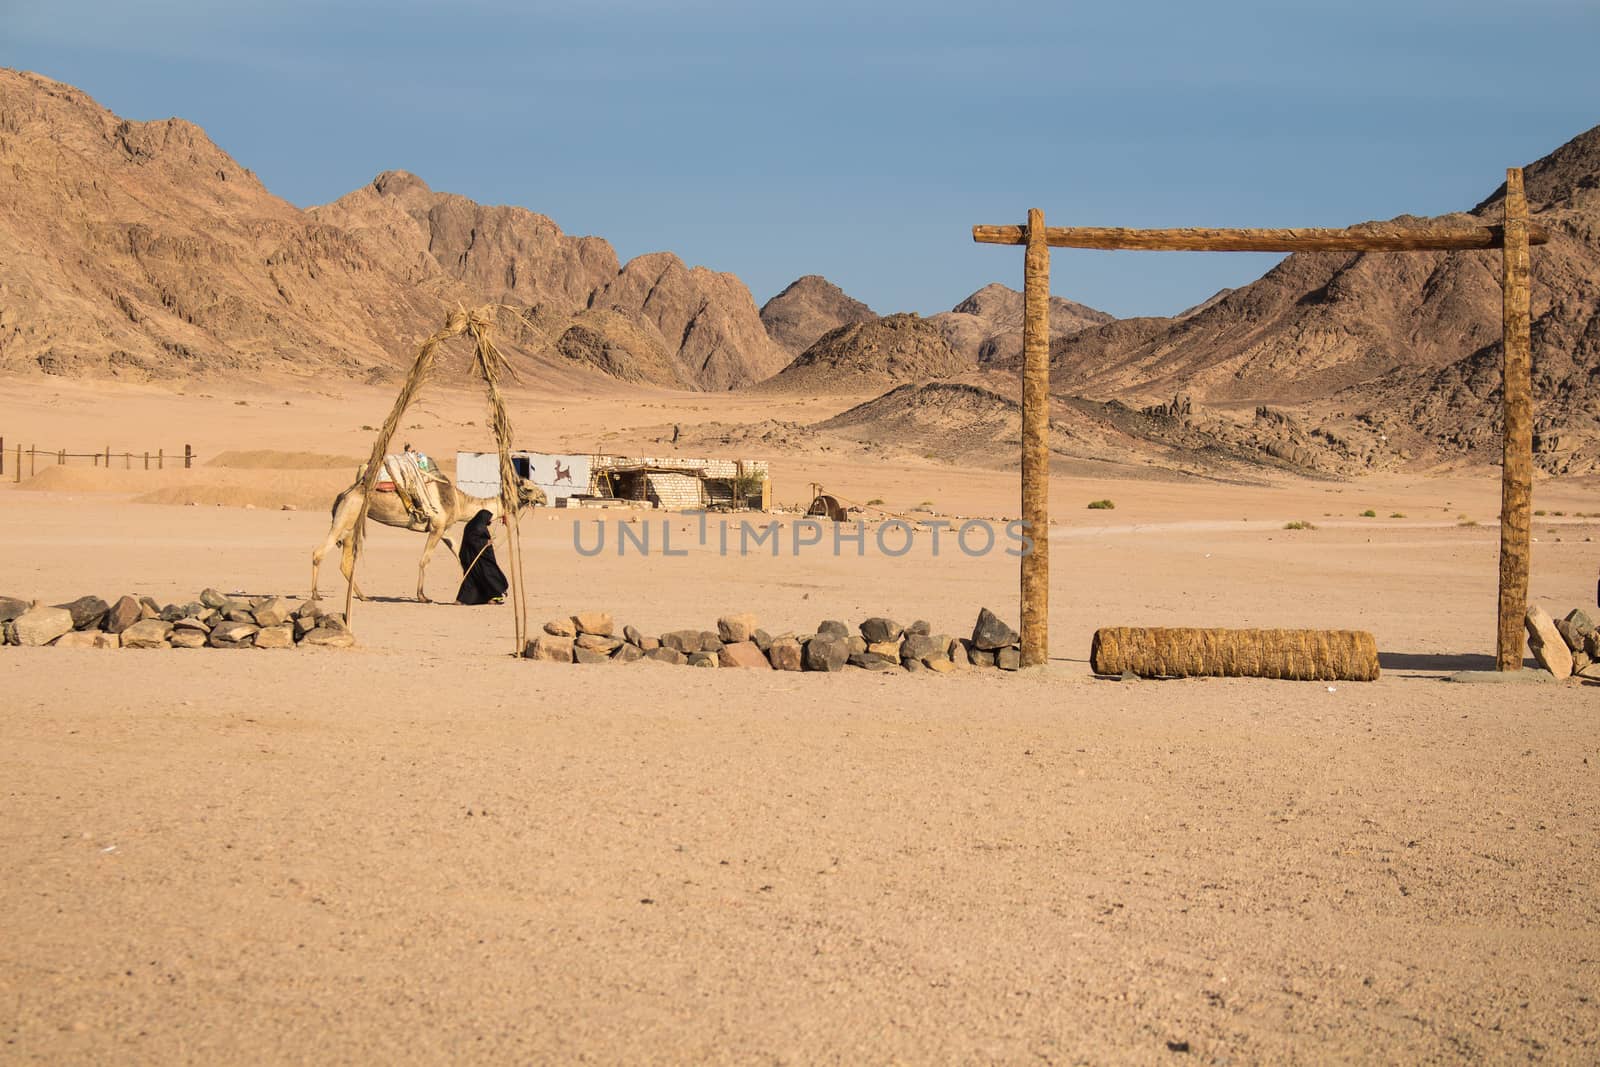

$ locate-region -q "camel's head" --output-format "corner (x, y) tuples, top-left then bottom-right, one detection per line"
(516, 480), (548, 510)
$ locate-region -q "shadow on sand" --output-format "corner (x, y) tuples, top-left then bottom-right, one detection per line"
(1378, 651), (1520, 674)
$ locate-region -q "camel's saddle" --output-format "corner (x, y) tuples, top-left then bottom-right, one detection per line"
(365, 451), (448, 525)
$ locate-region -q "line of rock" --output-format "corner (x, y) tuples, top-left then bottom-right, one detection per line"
(525, 607), (1025, 673)
(0, 588), (354, 650)
(1524, 605), (1600, 679)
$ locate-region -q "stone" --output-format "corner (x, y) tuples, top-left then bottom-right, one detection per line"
(168, 630), (208, 649)
(623, 624), (646, 646)
(968, 648), (996, 668)
(717, 613), (759, 644)
(52, 630), (103, 648)
(1564, 608), (1596, 639)
(1578, 662), (1600, 681)
(686, 651), (718, 668)
(662, 629), (705, 653)
(572, 610), (614, 637)
(199, 588), (229, 609)
(138, 595), (162, 616)
(1588, 631), (1600, 659)
(996, 647), (1021, 671)
(252, 598), (294, 628)
(92, 632), (120, 649)
(103, 595), (142, 634)
(805, 635), (849, 672)
(817, 619), (849, 639)
(972, 607), (1020, 651)
(53, 596), (108, 631)
(752, 628), (774, 652)
(849, 652), (899, 671)
(847, 636), (867, 656)
(293, 614), (317, 639)
(718, 641), (771, 669)
(613, 642), (645, 663)
(544, 617), (577, 637)
(254, 625), (295, 649)
(900, 632), (942, 663)
(0, 596), (31, 624)
(12, 607), (75, 647)
(903, 657), (926, 673)
(576, 634), (623, 653)
(645, 646), (686, 666)
(159, 604), (186, 622)
(867, 640), (902, 658)
(949, 639), (971, 669)
(906, 619), (931, 636)
(139, 601), (162, 621)
(926, 657), (957, 674)
(638, 635), (660, 652)
(121, 619), (173, 649)
(1525, 606), (1573, 679)
(860, 617), (902, 644)
(699, 631), (724, 653)
(1555, 617), (1584, 652)
(524, 635), (575, 662)
(301, 627), (356, 648)
(574, 647), (612, 664)
(225, 608), (256, 624)
(319, 613), (349, 632)
(296, 600), (326, 621)
(173, 617), (211, 634)
(1572, 649), (1593, 674)
(209, 623), (259, 648)
(769, 637), (803, 671)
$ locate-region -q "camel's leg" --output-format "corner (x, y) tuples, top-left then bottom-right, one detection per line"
(415, 523), (450, 603)
(311, 494), (359, 601)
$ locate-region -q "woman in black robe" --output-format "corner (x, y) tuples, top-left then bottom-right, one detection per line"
(456, 510), (509, 605)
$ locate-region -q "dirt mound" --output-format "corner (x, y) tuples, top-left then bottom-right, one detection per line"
(761, 314), (971, 394)
(208, 450), (362, 470)
(760, 275), (877, 357)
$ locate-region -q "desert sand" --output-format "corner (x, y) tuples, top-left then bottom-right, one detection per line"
(3, 377), (1599, 1063)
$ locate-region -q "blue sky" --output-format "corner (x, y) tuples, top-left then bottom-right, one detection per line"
(8, 0), (1598, 317)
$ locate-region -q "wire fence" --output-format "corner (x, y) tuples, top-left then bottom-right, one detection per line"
(2, 436), (194, 482)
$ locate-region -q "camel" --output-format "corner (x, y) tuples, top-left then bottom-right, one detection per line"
(311, 473), (547, 603)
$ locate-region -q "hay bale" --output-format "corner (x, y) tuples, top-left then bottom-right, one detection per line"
(1091, 626), (1379, 681)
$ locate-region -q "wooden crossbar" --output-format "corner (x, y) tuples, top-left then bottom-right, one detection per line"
(971, 223), (1550, 252)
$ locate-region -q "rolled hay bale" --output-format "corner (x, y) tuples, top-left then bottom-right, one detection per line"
(1091, 627), (1379, 682)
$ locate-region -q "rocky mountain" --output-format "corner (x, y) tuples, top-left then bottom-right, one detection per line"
(758, 313), (971, 395)
(931, 283), (1115, 364)
(0, 69), (788, 391)
(977, 123), (1600, 472)
(759, 275), (877, 356)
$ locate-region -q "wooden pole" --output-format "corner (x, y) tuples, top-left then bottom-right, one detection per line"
(0, 436), (4, 476)
(1020, 207), (1050, 668)
(158, 448), (164, 470)
(12, 443), (18, 482)
(184, 444), (192, 469)
(144, 451), (149, 470)
(1497, 167), (1534, 671)
(972, 222), (1550, 252)
(30, 444), (35, 477)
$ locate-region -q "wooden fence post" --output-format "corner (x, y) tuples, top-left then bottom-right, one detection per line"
(144, 451), (149, 470)
(158, 449), (164, 470)
(1020, 207), (1051, 668)
(0, 436), (4, 476)
(30, 445), (36, 477)
(1497, 167), (1533, 671)
(184, 444), (192, 469)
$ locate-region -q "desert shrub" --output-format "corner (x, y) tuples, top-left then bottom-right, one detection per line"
(1360, 509), (1377, 517)
(1284, 520), (1317, 530)
(1087, 499), (1115, 510)
(866, 498), (885, 506)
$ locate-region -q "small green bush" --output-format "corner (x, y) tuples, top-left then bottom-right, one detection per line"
(1390, 512), (1405, 518)
(866, 498), (885, 506)
(1284, 520), (1317, 530)
(1360, 509), (1377, 517)
(1087, 499), (1116, 510)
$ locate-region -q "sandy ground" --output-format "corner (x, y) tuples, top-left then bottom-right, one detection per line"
(3, 378), (1599, 1063)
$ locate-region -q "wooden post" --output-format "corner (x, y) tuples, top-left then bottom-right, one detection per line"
(158, 448), (164, 470)
(58, 450), (64, 465)
(1020, 207), (1051, 668)
(1497, 167), (1533, 671)
(11, 443), (17, 482)
(144, 451), (149, 470)
(184, 444), (192, 469)
(105, 445), (111, 467)
(0, 436), (4, 476)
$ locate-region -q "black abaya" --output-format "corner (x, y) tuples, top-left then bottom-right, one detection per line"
(456, 510), (509, 605)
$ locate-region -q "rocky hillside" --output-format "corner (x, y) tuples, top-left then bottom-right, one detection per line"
(759, 275), (877, 356)
(759, 314), (971, 394)
(1011, 123), (1600, 471)
(0, 69), (788, 390)
(931, 283), (1115, 364)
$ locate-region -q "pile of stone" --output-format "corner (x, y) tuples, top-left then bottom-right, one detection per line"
(524, 606), (1024, 673)
(0, 588), (354, 650)
(1525, 605), (1600, 680)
